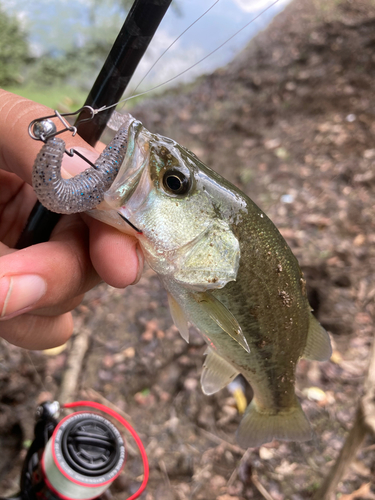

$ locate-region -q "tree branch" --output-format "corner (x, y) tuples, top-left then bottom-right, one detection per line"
(313, 335), (375, 500)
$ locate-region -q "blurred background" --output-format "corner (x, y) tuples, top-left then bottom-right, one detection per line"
(0, 0), (290, 109)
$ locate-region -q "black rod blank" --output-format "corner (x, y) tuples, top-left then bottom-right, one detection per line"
(16, 0), (172, 248)
(76, 0), (173, 145)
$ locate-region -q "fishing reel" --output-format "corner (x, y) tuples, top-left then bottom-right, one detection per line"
(1, 401), (148, 500)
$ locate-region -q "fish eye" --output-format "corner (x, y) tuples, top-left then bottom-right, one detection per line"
(162, 168), (190, 195)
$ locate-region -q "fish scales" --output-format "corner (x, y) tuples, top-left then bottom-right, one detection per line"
(219, 212), (310, 409)
(163, 203), (310, 426)
(46, 114), (331, 448)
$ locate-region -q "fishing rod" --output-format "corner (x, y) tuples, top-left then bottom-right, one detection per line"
(16, 0), (173, 249)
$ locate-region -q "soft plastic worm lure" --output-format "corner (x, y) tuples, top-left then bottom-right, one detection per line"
(32, 129), (127, 214)
(30, 109), (128, 214)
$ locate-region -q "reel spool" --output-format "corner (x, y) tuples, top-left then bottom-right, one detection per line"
(12, 401), (148, 500)
(42, 412), (126, 500)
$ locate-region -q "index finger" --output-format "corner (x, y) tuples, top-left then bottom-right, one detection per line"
(0, 90), (99, 183)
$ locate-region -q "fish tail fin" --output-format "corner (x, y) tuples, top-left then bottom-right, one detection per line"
(236, 398), (312, 448)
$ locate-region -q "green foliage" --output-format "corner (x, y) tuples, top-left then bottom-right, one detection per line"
(24, 0), (180, 90)
(26, 39), (114, 92)
(4, 83), (87, 111)
(0, 6), (30, 86)
(2, 0), (180, 100)
(25, 0), (134, 91)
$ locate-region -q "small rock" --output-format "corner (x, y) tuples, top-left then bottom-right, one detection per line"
(259, 446), (274, 460)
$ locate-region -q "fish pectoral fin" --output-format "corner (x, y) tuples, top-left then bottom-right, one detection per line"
(236, 398), (312, 448)
(167, 292), (190, 343)
(201, 347), (239, 395)
(302, 313), (332, 361)
(174, 220), (240, 291)
(194, 292), (250, 353)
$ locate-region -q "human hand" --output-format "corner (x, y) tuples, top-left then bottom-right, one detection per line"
(0, 90), (143, 349)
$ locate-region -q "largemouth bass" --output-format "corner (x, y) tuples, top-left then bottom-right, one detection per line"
(95, 115), (332, 448)
(33, 114), (332, 448)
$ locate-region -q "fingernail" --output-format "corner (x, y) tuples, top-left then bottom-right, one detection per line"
(62, 147), (99, 176)
(132, 245), (144, 285)
(0, 275), (47, 319)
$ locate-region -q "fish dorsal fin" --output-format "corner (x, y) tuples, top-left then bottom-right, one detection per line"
(303, 313), (332, 361)
(194, 292), (250, 353)
(174, 219), (240, 291)
(201, 347), (239, 395)
(167, 292), (190, 343)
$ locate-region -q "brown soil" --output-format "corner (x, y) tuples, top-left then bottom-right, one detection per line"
(1, 0), (375, 498)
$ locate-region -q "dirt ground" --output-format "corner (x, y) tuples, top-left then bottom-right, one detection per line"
(1, 0), (375, 498)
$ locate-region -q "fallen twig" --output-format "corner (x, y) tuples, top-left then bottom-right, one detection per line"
(227, 448), (252, 488)
(57, 328), (90, 405)
(252, 473), (275, 500)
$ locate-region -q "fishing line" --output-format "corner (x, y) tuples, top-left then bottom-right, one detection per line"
(98, 0), (282, 114)
(25, 351), (49, 393)
(129, 0), (221, 97)
(134, 0), (220, 92)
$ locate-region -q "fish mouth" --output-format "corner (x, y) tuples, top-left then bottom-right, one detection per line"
(104, 117), (150, 222)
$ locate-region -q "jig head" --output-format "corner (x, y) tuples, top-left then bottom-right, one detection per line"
(29, 106), (103, 168)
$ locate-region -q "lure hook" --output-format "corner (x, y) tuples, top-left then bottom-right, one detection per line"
(28, 105), (104, 142)
(28, 106), (106, 169)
